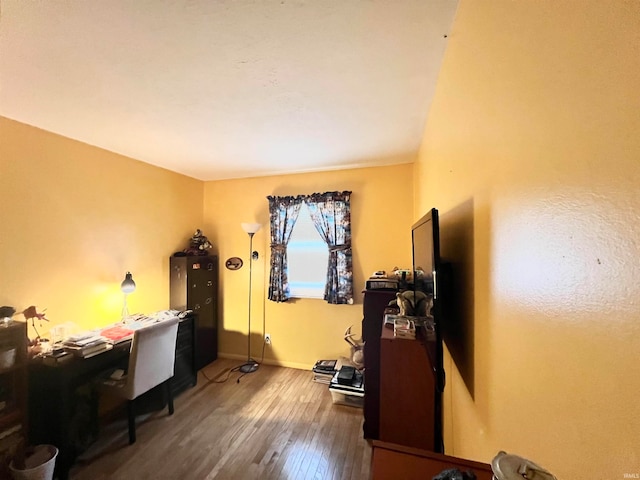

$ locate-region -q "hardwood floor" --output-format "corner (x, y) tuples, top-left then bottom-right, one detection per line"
(70, 359), (372, 479)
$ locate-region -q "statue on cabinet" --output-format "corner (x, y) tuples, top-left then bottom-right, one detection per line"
(182, 229), (213, 256)
(393, 290), (432, 317)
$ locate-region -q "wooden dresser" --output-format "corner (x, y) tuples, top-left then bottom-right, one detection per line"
(362, 289), (397, 440)
(379, 325), (438, 450)
(371, 441), (494, 480)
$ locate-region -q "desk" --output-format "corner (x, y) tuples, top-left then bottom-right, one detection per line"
(28, 314), (196, 480)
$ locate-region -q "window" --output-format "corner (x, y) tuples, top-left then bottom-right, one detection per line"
(267, 191), (352, 304)
(287, 203), (328, 299)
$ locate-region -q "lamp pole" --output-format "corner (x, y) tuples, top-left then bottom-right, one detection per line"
(239, 223), (261, 374)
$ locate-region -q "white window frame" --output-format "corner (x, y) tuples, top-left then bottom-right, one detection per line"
(287, 203), (328, 299)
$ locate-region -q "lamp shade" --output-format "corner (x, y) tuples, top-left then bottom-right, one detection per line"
(120, 272), (136, 294)
(241, 223), (262, 234)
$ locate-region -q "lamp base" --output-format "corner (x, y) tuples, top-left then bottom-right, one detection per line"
(239, 361), (259, 374)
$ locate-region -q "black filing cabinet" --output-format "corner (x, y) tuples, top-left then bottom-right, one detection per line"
(173, 314), (197, 395)
(170, 255), (218, 370)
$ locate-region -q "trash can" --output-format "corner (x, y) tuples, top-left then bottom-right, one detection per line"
(9, 445), (58, 480)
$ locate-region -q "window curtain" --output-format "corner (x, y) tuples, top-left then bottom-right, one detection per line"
(266, 195), (303, 302)
(306, 191), (353, 305)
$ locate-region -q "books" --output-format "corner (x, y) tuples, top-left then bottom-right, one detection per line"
(337, 366), (356, 385)
(314, 359), (337, 371)
(329, 369), (364, 392)
(64, 334), (104, 347)
(63, 336), (111, 358)
(100, 325), (134, 344)
(312, 359), (337, 384)
(329, 369), (364, 408)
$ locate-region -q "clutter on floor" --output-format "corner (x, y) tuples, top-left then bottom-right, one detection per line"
(329, 365), (364, 408)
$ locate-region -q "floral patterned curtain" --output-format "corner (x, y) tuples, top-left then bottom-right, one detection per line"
(266, 195), (303, 302)
(305, 191), (353, 305)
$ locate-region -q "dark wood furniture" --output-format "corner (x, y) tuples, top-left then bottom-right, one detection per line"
(170, 255), (218, 370)
(0, 321), (28, 478)
(379, 325), (437, 450)
(362, 289), (397, 440)
(28, 316), (196, 480)
(362, 288), (444, 452)
(29, 342), (130, 480)
(371, 441), (493, 480)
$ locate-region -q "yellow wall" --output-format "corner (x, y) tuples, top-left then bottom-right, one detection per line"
(0, 115), (413, 367)
(203, 165), (413, 369)
(0, 117), (204, 337)
(416, 1), (640, 478)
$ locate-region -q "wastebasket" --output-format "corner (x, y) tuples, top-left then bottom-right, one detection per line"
(9, 445), (58, 480)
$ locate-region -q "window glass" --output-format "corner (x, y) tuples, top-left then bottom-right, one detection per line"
(288, 203), (328, 299)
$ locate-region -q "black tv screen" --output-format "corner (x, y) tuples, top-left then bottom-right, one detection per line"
(412, 208), (441, 303)
(411, 207), (445, 452)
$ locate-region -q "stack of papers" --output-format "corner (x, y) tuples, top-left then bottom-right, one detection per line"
(63, 335), (111, 358)
(312, 359), (337, 384)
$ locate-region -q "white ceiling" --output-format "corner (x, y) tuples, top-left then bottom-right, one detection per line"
(0, 0), (458, 181)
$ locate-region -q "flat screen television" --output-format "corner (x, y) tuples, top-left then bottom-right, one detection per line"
(412, 208), (440, 302)
(411, 207), (446, 452)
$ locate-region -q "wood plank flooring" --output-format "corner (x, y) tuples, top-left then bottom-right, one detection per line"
(70, 359), (371, 480)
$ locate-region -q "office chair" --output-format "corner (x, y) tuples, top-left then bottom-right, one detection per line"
(101, 316), (179, 444)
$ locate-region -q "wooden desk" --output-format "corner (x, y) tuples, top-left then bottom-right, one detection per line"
(28, 315), (197, 480)
(371, 441), (494, 480)
(29, 342), (130, 480)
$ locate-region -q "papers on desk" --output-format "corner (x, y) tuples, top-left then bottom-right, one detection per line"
(100, 326), (134, 344)
(63, 336), (112, 358)
(55, 311), (180, 359)
(64, 333), (103, 346)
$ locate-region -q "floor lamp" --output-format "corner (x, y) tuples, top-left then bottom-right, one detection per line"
(239, 222), (261, 374)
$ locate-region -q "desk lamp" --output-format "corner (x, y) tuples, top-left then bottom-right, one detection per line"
(239, 223), (261, 374)
(121, 272), (136, 322)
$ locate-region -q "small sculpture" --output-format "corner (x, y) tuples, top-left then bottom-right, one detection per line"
(184, 229), (213, 255)
(395, 290), (431, 317)
(20, 305), (49, 344)
(344, 325), (364, 369)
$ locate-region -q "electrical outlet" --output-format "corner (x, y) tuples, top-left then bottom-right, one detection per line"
(265, 333), (271, 345)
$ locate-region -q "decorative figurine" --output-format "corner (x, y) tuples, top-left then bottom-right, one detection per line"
(20, 305), (49, 344)
(344, 325), (364, 369)
(394, 290), (431, 317)
(184, 229), (213, 256)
